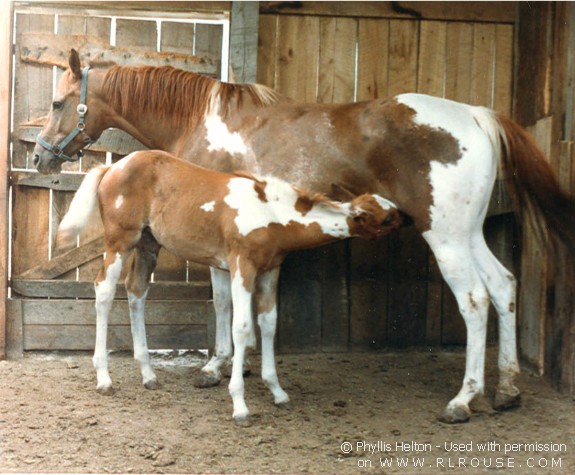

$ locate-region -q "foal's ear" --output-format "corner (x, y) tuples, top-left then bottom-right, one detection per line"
(68, 49), (82, 80)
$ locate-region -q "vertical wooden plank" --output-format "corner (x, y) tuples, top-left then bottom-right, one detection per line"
(256, 14), (278, 88)
(318, 17), (356, 104)
(445, 22), (473, 103)
(229, 1), (259, 83)
(387, 20), (419, 96)
(417, 21), (446, 97)
(470, 23), (496, 107)
(12, 187), (50, 276)
(275, 15), (319, 102)
(494, 24), (513, 115)
(277, 249), (323, 353)
(0, 0), (13, 359)
(356, 18), (389, 101)
(86, 16), (111, 39)
(13, 13), (54, 169)
(349, 239), (390, 349)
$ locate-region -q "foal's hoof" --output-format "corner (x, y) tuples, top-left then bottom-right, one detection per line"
(438, 403), (471, 424)
(275, 400), (292, 411)
(96, 385), (115, 396)
(493, 389), (521, 411)
(233, 414), (252, 427)
(193, 372), (222, 388)
(144, 379), (159, 390)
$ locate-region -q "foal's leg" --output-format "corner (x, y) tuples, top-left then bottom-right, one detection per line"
(93, 251), (126, 394)
(471, 231), (520, 410)
(256, 267), (289, 406)
(195, 267), (233, 387)
(125, 231), (161, 390)
(228, 256), (256, 425)
(424, 232), (490, 423)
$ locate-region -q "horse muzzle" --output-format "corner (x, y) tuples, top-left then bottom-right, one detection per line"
(32, 143), (64, 174)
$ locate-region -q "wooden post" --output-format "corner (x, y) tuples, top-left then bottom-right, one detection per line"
(229, 1), (259, 82)
(0, 1), (13, 359)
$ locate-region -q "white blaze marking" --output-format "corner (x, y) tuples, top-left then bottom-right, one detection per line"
(200, 200), (216, 212)
(373, 194), (394, 210)
(224, 176), (352, 238)
(115, 195), (124, 209)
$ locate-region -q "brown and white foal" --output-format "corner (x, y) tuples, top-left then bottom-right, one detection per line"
(57, 150), (403, 424)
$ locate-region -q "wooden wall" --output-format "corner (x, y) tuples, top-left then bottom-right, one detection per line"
(257, 2), (517, 352)
(515, 2), (575, 393)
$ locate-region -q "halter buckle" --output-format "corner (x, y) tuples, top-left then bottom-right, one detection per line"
(77, 103), (88, 115)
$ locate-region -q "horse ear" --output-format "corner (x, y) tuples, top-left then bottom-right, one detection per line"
(68, 49), (82, 80)
(331, 183), (357, 201)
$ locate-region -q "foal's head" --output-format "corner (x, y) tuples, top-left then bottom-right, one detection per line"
(348, 194), (405, 239)
(33, 49), (109, 174)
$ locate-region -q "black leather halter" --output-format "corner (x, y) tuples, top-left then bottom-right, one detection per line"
(37, 66), (95, 162)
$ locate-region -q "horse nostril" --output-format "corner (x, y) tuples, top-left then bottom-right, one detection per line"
(33, 154), (40, 166)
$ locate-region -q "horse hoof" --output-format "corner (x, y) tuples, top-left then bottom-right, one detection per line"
(438, 404), (471, 424)
(144, 379), (159, 390)
(275, 399), (292, 411)
(96, 385), (115, 396)
(193, 372), (222, 388)
(233, 415), (252, 427)
(493, 389), (521, 411)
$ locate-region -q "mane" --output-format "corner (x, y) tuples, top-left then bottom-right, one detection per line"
(100, 64), (282, 128)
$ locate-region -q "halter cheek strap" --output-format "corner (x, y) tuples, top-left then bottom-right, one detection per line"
(37, 66), (95, 162)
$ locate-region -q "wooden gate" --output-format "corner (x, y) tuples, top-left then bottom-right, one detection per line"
(7, 2), (232, 354)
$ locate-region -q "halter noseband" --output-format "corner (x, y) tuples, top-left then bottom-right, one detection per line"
(37, 66), (95, 162)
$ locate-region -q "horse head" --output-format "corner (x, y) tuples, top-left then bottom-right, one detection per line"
(33, 49), (108, 174)
(348, 194), (408, 240)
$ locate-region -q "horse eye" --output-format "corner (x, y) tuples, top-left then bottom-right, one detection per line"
(382, 216), (394, 226)
(52, 101), (63, 110)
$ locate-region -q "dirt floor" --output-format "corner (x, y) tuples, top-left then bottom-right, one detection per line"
(0, 348), (573, 474)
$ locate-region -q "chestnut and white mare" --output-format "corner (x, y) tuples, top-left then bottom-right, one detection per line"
(57, 149), (403, 424)
(34, 50), (575, 423)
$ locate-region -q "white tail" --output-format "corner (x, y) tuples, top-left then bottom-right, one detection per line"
(57, 166), (110, 246)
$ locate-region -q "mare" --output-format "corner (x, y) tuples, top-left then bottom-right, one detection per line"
(34, 49), (575, 423)
(56, 149), (404, 424)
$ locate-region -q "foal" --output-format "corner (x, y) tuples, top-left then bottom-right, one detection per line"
(58, 150), (403, 424)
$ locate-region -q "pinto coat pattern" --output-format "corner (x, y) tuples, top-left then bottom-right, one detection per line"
(57, 150), (403, 424)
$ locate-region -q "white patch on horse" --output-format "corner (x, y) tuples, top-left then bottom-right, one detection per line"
(397, 94), (495, 232)
(115, 195), (124, 209)
(224, 176), (351, 238)
(200, 200), (216, 212)
(372, 194), (395, 210)
(204, 96), (248, 155)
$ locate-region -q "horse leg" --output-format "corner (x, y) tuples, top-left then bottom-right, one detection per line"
(195, 267), (233, 388)
(228, 256), (256, 426)
(93, 251), (126, 394)
(470, 231), (520, 410)
(256, 267), (289, 406)
(124, 230), (161, 390)
(425, 233), (490, 423)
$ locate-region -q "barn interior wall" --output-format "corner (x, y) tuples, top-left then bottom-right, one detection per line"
(515, 2), (575, 394)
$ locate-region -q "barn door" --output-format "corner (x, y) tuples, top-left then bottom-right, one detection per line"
(7, 4), (229, 354)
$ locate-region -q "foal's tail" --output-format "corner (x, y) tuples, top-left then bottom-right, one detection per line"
(57, 166), (110, 246)
(487, 112), (575, 255)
